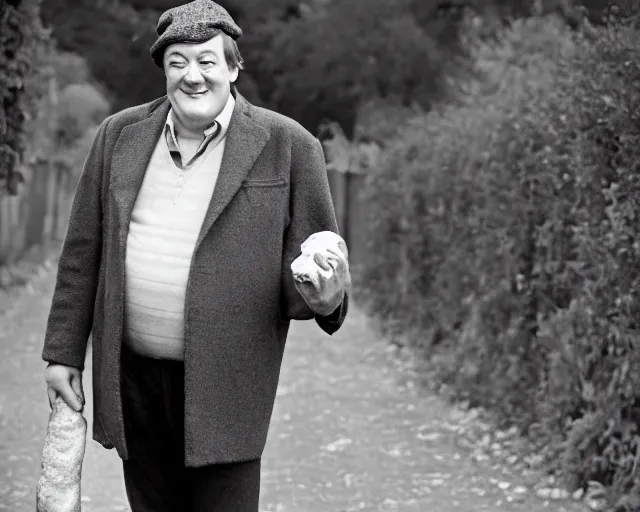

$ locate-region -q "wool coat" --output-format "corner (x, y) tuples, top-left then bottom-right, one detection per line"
(41, 90), (348, 467)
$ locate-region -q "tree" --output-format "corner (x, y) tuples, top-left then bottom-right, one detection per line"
(242, 0), (468, 135)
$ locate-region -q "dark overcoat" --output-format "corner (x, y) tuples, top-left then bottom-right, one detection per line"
(41, 90), (348, 467)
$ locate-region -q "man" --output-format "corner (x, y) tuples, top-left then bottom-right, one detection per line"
(41, 1), (350, 510)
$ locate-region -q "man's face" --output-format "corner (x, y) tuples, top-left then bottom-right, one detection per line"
(164, 35), (238, 132)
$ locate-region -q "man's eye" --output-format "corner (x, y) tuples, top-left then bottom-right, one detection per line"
(200, 60), (215, 66)
(170, 62), (185, 67)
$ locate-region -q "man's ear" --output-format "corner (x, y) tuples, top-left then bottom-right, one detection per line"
(229, 65), (239, 83)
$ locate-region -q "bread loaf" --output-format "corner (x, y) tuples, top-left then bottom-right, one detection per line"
(36, 396), (87, 512)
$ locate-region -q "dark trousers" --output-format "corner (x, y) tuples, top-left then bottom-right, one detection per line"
(120, 344), (261, 512)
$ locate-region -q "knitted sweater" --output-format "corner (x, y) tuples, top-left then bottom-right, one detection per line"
(123, 94), (235, 360)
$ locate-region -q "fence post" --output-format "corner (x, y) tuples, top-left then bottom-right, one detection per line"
(345, 170), (367, 274)
(0, 198), (9, 265)
(10, 172), (29, 262)
(327, 169), (348, 243)
(24, 158), (48, 250)
(321, 121), (353, 246)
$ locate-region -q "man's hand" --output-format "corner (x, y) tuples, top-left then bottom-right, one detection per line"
(45, 364), (84, 413)
(292, 232), (351, 317)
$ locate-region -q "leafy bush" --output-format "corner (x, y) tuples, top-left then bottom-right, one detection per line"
(48, 50), (91, 89)
(359, 14), (575, 339)
(2, 6), (111, 188)
(55, 83), (110, 146)
(358, 11), (640, 505)
(41, 0), (165, 113)
(0, 0), (50, 194)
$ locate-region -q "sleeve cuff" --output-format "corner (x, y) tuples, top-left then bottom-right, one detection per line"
(314, 292), (349, 335)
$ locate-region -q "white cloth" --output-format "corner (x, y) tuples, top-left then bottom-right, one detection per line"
(291, 231), (346, 288)
(291, 231), (350, 316)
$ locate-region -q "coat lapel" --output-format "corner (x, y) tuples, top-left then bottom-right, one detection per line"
(194, 94), (270, 252)
(110, 97), (170, 236)
(108, 93), (270, 252)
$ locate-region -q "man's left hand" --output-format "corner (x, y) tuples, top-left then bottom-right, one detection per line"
(292, 232), (350, 317)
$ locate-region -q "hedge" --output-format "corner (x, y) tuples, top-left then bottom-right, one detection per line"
(357, 12), (640, 507)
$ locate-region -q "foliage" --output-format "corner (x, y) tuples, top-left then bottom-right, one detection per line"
(48, 50), (92, 90)
(55, 84), (110, 147)
(37, 0), (600, 136)
(41, 0), (165, 113)
(358, 14), (574, 337)
(41, 48), (112, 184)
(242, 0), (470, 135)
(0, 0), (50, 195)
(358, 11), (640, 506)
(1, 3), (110, 194)
(39, 0), (491, 134)
(40, 0), (267, 114)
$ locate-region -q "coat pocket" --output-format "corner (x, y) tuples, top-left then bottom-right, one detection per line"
(242, 177), (287, 188)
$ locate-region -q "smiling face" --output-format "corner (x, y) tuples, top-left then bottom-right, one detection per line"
(163, 34), (239, 134)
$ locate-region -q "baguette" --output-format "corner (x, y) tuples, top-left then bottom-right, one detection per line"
(36, 396), (87, 512)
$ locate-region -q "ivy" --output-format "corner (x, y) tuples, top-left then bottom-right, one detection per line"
(0, 0), (49, 195)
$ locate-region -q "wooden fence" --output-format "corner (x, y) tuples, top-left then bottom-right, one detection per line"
(0, 159), (74, 266)
(327, 168), (369, 272)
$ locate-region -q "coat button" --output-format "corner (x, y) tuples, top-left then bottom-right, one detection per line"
(233, 305), (241, 314)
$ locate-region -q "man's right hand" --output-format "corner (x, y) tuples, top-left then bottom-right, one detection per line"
(45, 364), (85, 412)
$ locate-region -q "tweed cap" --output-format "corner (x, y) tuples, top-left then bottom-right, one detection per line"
(150, 0), (242, 67)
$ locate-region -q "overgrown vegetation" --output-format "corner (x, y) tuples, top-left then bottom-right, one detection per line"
(357, 6), (640, 508)
(0, 0), (50, 195)
(0, 1), (110, 185)
(0, 0), (110, 263)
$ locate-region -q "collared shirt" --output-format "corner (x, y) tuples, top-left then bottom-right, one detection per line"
(165, 94), (236, 170)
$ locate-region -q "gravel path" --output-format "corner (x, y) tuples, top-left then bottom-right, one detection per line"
(0, 266), (587, 511)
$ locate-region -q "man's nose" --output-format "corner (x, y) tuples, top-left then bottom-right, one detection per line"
(183, 63), (205, 85)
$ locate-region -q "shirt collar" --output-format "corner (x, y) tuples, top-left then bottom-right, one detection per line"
(165, 91), (236, 143)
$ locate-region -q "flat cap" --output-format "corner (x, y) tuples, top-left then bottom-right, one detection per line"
(150, 0), (242, 67)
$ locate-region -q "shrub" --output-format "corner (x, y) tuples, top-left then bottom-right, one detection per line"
(0, 0), (50, 194)
(48, 50), (91, 89)
(359, 14), (576, 342)
(41, 0), (165, 113)
(55, 83), (110, 147)
(359, 12), (640, 505)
